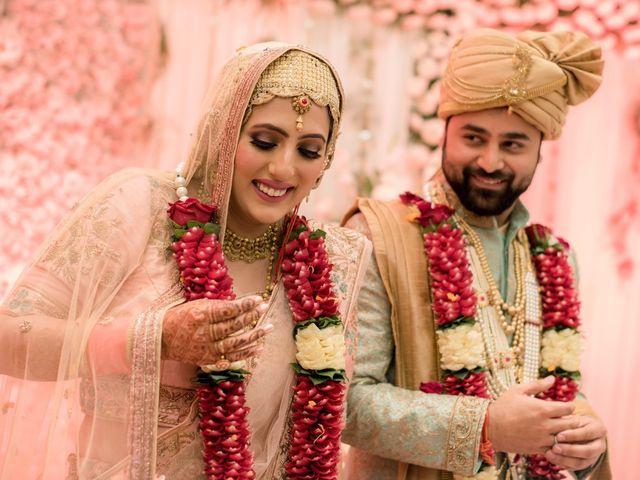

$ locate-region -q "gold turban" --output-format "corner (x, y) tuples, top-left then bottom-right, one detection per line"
(437, 28), (604, 139)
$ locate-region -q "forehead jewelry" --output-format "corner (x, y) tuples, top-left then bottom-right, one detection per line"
(292, 95), (311, 131)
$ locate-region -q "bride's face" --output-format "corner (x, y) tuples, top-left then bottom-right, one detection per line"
(228, 96), (331, 236)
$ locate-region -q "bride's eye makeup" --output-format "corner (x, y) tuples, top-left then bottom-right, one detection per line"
(250, 137), (277, 150)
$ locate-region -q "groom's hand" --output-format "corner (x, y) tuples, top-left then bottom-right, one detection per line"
(488, 377), (580, 455)
(544, 415), (606, 471)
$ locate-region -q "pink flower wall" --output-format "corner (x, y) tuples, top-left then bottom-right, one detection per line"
(0, 0), (159, 293)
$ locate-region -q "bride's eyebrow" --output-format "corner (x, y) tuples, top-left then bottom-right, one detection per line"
(251, 123), (288, 137)
(299, 133), (326, 143)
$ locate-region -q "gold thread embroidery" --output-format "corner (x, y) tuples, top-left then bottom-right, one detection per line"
(501, 44), (532, 105)
(128, 283), (183, 480)
(158, 385), (197, 427)
(444, 395), (489, 475)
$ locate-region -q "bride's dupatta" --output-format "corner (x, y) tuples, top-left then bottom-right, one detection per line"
(0, 43), (366, 480)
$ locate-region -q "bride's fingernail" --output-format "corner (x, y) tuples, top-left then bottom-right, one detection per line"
(263, 323), (274, 332)
(257, 303), (268, 312)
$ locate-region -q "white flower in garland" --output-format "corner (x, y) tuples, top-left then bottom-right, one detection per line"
(541, 328), (581, 372)
(295, 323), (345, 370)
(437, 323), (486, 371)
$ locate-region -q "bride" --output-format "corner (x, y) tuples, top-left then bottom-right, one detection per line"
(0, 42), (371, 479)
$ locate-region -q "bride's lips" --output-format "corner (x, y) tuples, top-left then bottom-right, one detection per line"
(251, 178), (295, 203)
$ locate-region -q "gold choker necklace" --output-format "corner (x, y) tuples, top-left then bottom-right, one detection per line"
(223, 224), (280, 263)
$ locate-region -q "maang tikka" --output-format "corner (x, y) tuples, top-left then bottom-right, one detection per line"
(292, 95), (311, 131)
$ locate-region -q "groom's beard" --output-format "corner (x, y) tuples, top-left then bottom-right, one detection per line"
(442, 151), (535, 217)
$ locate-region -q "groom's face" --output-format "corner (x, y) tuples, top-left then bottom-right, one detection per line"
(442, 108), (542, 217)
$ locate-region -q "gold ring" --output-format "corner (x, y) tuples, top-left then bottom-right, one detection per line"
(213, 357), (230, 371)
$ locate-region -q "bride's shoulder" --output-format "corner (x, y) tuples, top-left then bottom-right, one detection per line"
(308, 220), (371, 259)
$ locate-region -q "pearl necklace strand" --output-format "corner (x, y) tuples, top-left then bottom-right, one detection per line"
(456, 215), (529, 396)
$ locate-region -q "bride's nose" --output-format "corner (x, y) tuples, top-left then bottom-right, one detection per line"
(267, 147), (295, 180)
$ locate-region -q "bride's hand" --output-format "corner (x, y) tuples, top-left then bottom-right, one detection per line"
(161, 295), (272, 366)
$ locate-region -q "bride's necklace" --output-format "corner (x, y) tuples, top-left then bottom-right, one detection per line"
(224, 224), (281, 300)
(223, 223), (280, 262)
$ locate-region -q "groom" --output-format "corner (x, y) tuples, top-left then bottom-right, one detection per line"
(342, 29), (611, 479)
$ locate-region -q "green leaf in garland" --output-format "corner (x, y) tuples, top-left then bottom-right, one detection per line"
(309, 229), (327, 240)
(194, 369), (249, 386)
(437, 316), (476, 330)
(539, 367), (581, 382)
(169, 219), (184, 229)
(203, 222), (220, 236)
(293, 316), (342, 337)
(186, 220), (204, 229)
(292, 363), (347, 385)
(172, 227), (187, 240)
(446, 366), (485, 380)
(293, 225), (308, 238)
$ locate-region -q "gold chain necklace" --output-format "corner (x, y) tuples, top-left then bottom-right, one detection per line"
(456, 215), (529, 386)
(223, 224), (281, 300)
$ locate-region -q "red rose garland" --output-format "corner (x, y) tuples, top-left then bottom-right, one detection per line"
(400, 192), (490, 400)
(401, 193), (583, 479)
(281, 218), (346, 480)
(525, 224), (581, 480)
(168, 199), (346, 480)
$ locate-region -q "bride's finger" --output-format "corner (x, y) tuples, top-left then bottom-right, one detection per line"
(199, 295), (264, 324)
(209, 303), (268, 340)
(212, 324), (273, 355)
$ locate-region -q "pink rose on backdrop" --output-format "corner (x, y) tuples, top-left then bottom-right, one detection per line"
(554, 0), (579, 10)
(346, 4), (372, 21)
(373, 8), (398, 26)
(308, 0), (336, 17)
(409, 113), (425, 132)
(404, 144), (432, 171)
(312, 197), (336, 222)
(417, 57), (440, 79)
(594, 1), (617, 18)
(420, 118), (445, 146)
(408, 76), (428, 99)
(574, 10), (605, 38)
(416, 85), (440, 116)
(535, 3), (559, 24)
(391, 0), (414, 14)
(400, 14), (425, 31)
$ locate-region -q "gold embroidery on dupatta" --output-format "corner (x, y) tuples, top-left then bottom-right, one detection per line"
(158, 385), (198, 427)
(128, 283), (183, 480)
(41, 192), (124, 285)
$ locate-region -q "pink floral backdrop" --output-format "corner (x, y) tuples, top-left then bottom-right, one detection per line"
(1, 0), (639, 477)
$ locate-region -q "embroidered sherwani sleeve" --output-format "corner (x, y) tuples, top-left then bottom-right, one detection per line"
(343, 254), (488, 475)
